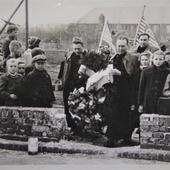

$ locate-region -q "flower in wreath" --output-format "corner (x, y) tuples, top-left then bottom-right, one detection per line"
(68, 87), (101, 133)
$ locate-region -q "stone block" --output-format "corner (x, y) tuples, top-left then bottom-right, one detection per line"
(140, 125), (151, 132)
(162, 145), (170, 151)
(159, 126), (166, 132)
(149, 125), (160, 132)
(152, 132), (164, 139)
(140, 138), (149, 145)
(140, 132), (152, 138)
(164, 118), (170, 126)
(148, 137), (158, 144)
(163, 154), (170, 162)
(140, 114), (151, 122)
(165, 127), (170, 132)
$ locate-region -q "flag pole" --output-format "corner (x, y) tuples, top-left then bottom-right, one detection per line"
(98, 17), (106, 47)
(25, 0), (29, 50)
(133, 5), (146, 46)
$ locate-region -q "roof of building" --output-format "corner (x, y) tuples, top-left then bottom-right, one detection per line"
(76, 7), (170, 24)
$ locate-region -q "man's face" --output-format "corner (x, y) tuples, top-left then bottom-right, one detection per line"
(116, 39), (128, 54)
(35, 61), (45, 71)
(7, 62), (18, 74)
(139, 35), (149, 48)
(9, 30), (18, 39)
(152, 54), (164, 67)
(73, 43), (83, 55)
(140, 55), (150, 68)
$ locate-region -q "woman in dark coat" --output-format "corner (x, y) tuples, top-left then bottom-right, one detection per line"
(130, 52), (151, 131)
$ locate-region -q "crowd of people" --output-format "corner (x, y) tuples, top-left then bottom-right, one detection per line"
(1, 24), (170, 148)
(59, 33), (170, 147)
(0, 25), (55, 107)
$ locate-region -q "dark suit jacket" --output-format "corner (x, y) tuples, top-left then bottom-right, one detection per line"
(114, 51), (138, 75)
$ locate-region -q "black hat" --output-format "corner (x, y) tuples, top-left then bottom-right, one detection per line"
(28, 36), (41, 48)
(31, 48), (45, 57)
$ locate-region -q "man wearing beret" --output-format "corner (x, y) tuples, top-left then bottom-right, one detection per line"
(61, 37), (87, 135)
(24, 54), (55, 107)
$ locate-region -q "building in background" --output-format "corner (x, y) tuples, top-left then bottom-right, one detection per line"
(76, 7), (170, 48)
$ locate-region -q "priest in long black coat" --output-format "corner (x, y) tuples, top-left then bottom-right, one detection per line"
(104, 36), (138, 147)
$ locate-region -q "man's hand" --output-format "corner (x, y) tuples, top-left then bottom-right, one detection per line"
(109, 68), (121, 76)
(138, 105), (143, 113)
(10, 94), (17, 100)
(131, 105), (135, 111)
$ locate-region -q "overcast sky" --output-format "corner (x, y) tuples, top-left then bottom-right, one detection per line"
(0, 0), (170, 27)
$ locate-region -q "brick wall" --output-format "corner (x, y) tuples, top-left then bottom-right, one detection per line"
(0, 106), (66, 141)
(140, 114), (170, 150)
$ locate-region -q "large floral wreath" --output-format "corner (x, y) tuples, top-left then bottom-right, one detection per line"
(68, 51), (120, 134)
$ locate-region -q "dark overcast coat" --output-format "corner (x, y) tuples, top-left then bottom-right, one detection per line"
(138, 64), (170, 113)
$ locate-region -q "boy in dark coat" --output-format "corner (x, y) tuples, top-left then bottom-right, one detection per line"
(138, 51), (170, 113)
(0, 58), (24, 106)
(1, 25), (18, 61)
(24, 54), (55, 107)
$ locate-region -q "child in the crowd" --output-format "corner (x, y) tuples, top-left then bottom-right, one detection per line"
(22, 36), (41, 67)
(17, 58), (26, 76)
(130, 52), (151, 134)
(0, 53), (6, 76)
(164, 52), (170, 68)
(0, 54), (6, 105)
(1, 25), (18, 60)
(131, 52), (151, 111)
(3, 40), (22, 67)
(0, 58), (24, 106)
(163, 73), (170, 96)
(24, 54), (55, 107)
(25, 48), (45, 75)
(9, 40), (22, 59)
(138, 50), (170, 113)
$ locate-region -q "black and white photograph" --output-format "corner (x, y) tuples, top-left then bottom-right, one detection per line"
(0, 0), (170, 169)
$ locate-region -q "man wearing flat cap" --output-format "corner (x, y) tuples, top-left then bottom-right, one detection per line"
(22, 36), (41, 67)
(24, 54), (55, 107)
(59, 37), (87, 135)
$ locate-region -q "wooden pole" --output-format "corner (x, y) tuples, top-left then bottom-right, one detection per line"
(25, 0), (29, 50)
(0, 0), (24, 35)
